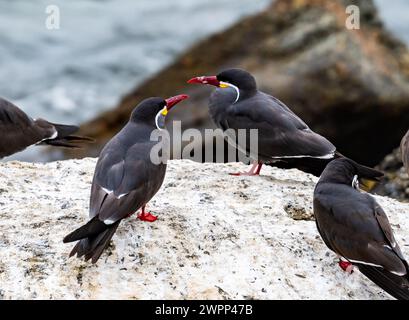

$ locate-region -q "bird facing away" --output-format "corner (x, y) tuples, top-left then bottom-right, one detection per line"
(63, 94), (189, 263)
(187, 68), (382, 180)
(314, 158), (409, 300)
(401, 129), (409, 175)
(0, 97), (93, 159)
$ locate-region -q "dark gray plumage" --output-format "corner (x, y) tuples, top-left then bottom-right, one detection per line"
(0, 97), (92, 158)
(63, 95), (188, 263)
(188, 69), (382, 178)
(209, 81), (335, 161)
(401, 129), (409, 174)
(314, 158), (409, 300)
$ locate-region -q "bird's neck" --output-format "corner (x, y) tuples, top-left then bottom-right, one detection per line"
(318, 170), (354, 186)
(238, 88), (257, 101)
(219, 85), (256, 104)
(127, 120), (157, 136)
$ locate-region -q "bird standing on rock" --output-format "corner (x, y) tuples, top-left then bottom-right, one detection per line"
(400, 129), (409, 174)
(314, 158), (409, 300)
(0, 97), (93, 159)
(63, 94), (189, 263)
(188, 68), (382, 179)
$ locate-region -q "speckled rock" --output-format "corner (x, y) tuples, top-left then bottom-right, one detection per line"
(284, 199), (314, 221)
(0, 159), (408, 299)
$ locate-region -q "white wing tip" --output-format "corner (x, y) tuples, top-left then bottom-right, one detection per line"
(271, 152), (335, 160)
(102, 187), (113, 194)
(104, 219), (116, 225)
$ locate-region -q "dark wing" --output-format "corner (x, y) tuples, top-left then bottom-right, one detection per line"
(373, 204), (406, 262)
(0, 98), (89, 158)
(360, 204), (409, 300)
(357, 264), (409, 300)
(36, 119), (93, 148)
(0, 97), (33, 127)
(0, 98), (53, 157)
(314, 184), (407, 276)
(223, 92), (336, 159)
(90, 139), (166, 224)
(401, 130), (409, 173)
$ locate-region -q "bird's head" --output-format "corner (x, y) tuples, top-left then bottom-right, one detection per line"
(320, 158), (383, 191)
(130, 94), (189, 129)
(319, 159), (355, 185)
(187, 68), (257, 102)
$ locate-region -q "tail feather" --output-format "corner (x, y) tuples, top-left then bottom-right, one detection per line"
(51, 123), (79, 137)
(57, 135), (94, 142)
(42, 123), (93, 148)
(268, 157), (333, 177)
(63, 218), (108, 243)
(43, 139), (82, 148)
(64, 218), (120, 264)
(358, 264), (409, 300)
(69, 241), (81, 258)
(85, 225), (119, 263)
(267, 151), (383, 181)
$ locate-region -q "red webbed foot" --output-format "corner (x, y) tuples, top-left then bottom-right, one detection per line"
(137, 205), (157, 222)
(137, 211), (157, 222)
(338, 260), (354, 274)
(229, 161), (262, 176)
(229, 171), (260, 176)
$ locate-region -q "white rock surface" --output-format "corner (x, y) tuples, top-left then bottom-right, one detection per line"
(0, 158), (408, 300)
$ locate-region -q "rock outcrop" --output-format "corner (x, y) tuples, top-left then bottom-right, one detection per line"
(0, 159), (408, 299)
(67, 0), (409, 167)
(375, 147), (409, 201)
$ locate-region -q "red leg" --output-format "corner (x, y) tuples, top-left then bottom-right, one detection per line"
(137, 205), (157, 222)
(255, 162), (263, 175)
(230, 161), (263, 176)
(338, 259), (354, 274)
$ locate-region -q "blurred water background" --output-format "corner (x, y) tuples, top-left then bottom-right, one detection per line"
(0, 0), (407, 161)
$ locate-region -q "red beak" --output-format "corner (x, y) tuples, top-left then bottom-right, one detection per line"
(165, 94), (189, 110)
(187, 75), (220, 87)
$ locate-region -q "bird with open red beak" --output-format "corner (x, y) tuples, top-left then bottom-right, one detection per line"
(188, 68), (382, 181)
(63, 94), (189, 263)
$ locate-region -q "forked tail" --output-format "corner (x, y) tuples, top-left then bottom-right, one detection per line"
(63, 217), (120, 264)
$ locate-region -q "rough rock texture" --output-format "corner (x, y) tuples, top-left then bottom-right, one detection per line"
(375, 147), (409, 201)
(67, 0), (409, 167)
(0, 159), (408, 299)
